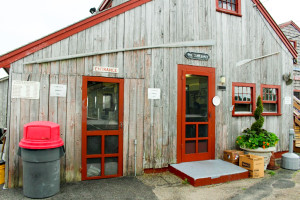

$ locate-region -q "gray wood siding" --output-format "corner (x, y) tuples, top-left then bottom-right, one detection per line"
(7, 0), (293, 186)
(0, 79), (8, 128)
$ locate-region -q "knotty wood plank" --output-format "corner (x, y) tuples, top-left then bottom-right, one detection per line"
(39, 74), (50, 121)
(74, 75), (82, 181)
(123, 79), (130, 175)
(8, 73), (21, 187)
(58, 75), (68, 182)
(49, 74), (59, 123)
(65, 75), (76, 182)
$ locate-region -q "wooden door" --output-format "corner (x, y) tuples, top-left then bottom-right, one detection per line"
(82, 77), (124, 180)
(177, 65), (215, 163)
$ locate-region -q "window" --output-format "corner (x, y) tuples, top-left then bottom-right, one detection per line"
(232, 83), (256, 116)
(290, 40), (297, 49)
(261, 85), (281, 116)
(294, 90), (300, 100)
(216, 0), (241, 16)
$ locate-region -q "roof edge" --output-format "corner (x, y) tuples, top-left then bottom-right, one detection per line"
(252, 0), (297, 59)
(0, 0), (152, 68)
(279, 20), (300, 33)
(99, 0), (113, 12)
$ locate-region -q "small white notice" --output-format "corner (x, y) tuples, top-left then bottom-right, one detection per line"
(93, 66), (119, 73)
(50, 84), (67, 97)
(148, 88), (161, 100)
(12, 81), (40, 99)
(284, 97), (292, 105)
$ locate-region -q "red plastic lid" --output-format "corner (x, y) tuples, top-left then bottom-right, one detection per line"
(19, 121), (64, 149)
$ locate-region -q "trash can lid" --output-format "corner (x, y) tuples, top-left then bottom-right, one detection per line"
(19, 121), (64, 149)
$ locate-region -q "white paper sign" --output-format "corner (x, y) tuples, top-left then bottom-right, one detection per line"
(50, 84), (67, 97)
(12, 81), (40, 99)
(284, 97), (292, 105)
(148, 88), (161, 100)
(93, 66), (119, 73)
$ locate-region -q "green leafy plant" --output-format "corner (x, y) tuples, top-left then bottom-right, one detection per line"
(236, 96), (279, 149)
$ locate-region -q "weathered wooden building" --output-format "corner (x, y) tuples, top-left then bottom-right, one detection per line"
(0, 0), (297, 187)
(280, 21), (300, 94)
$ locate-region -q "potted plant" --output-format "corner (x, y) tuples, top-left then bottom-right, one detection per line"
(236, 96), (279, 169)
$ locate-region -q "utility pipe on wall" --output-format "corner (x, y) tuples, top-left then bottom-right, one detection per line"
(134, 139), (137, 176)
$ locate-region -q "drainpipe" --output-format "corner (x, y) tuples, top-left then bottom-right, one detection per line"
(134, 139), (137, 176)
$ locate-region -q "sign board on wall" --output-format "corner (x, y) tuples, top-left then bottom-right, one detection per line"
(50, 84), (67, 97)
(12, 81), (40, 99)
(284, 97), (292, 105)
(148, 88), (161, 100)
(93, 66), (119, 73)
(184, 52), (210, 61)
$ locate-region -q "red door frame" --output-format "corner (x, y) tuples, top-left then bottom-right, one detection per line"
(82, 76), (124, 180)
(177, 65), (215, 163)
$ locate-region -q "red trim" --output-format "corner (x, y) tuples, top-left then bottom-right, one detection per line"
(177, 65), (215, 163)
(260, 84), (281, 116)
(252, 0), (297, 59)
(232, 82), (256, 117)
(294, 90), (300, 92)
(81, 76), (124, 180)
(144, 167), (169, 174)
(290, 40), (297, 49)
(169, 165), (249, 187)
(216, 0), (242, 17)
(280, 21), (300, 33)
(0, 0), (152, 68)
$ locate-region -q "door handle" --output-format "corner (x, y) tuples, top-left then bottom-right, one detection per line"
(120, 122), (123, 128)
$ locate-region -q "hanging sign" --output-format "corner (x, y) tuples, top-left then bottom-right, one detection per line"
(93, 66), (119, 73)
(12, 81), (40, 99)
(148, 88), (161, 100)
(50, 84), (67, 97)
(184, 52), (210, 61)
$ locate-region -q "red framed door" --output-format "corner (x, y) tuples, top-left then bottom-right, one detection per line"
(82, 77), (124, 180)
(177, 65), (215, 163)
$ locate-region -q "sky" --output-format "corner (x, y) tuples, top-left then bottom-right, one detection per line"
(0, 0), (300, 56)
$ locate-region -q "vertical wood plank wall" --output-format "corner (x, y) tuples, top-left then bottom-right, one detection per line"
(0, 79), (8, 128)
(6, 0), (293, 187)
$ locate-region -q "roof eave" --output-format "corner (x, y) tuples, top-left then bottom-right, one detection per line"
(252, 0), (297, 59)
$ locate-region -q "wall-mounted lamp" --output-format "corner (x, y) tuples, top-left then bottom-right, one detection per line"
(220, 75), (226, 85)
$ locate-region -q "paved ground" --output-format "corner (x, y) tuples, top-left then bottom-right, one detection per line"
(0, 169), (299, 200)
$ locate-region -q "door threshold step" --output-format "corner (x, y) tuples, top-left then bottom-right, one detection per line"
(169, 159), (249, 187)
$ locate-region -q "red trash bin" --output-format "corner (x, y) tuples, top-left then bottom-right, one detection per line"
(18, 121), (64, 198)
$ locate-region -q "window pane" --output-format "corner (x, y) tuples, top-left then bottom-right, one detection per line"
(185, 141), (196, 154)
(232, 4), (236, 11)
(263, 103), (277, 113)
(198, 125), (208, 138)
(105, 157), (118, 176)
(87, 82), (119, 131)
(105, 135), (118, 154)
(186, 125), (196, 138)
(235, 104), (251, 112)
(87, 158), (101, 177)
(198, 140), (208, 153)
(186, 75), (208, 122)
(87, 136), (101, 155)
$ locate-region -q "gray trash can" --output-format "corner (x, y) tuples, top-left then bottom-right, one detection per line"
(18, 121), (64, 199)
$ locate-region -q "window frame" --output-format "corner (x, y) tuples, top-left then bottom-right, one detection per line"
(290, 40), (297, 49)
(232, 82), (256, 117)
(216, 0), (242, 17)
(261, 84), (281, 116)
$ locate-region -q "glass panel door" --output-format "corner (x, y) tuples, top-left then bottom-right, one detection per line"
(185, 75), (209, 154)
(82, 77), (124, 180)
(178, 65), (215, 163)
